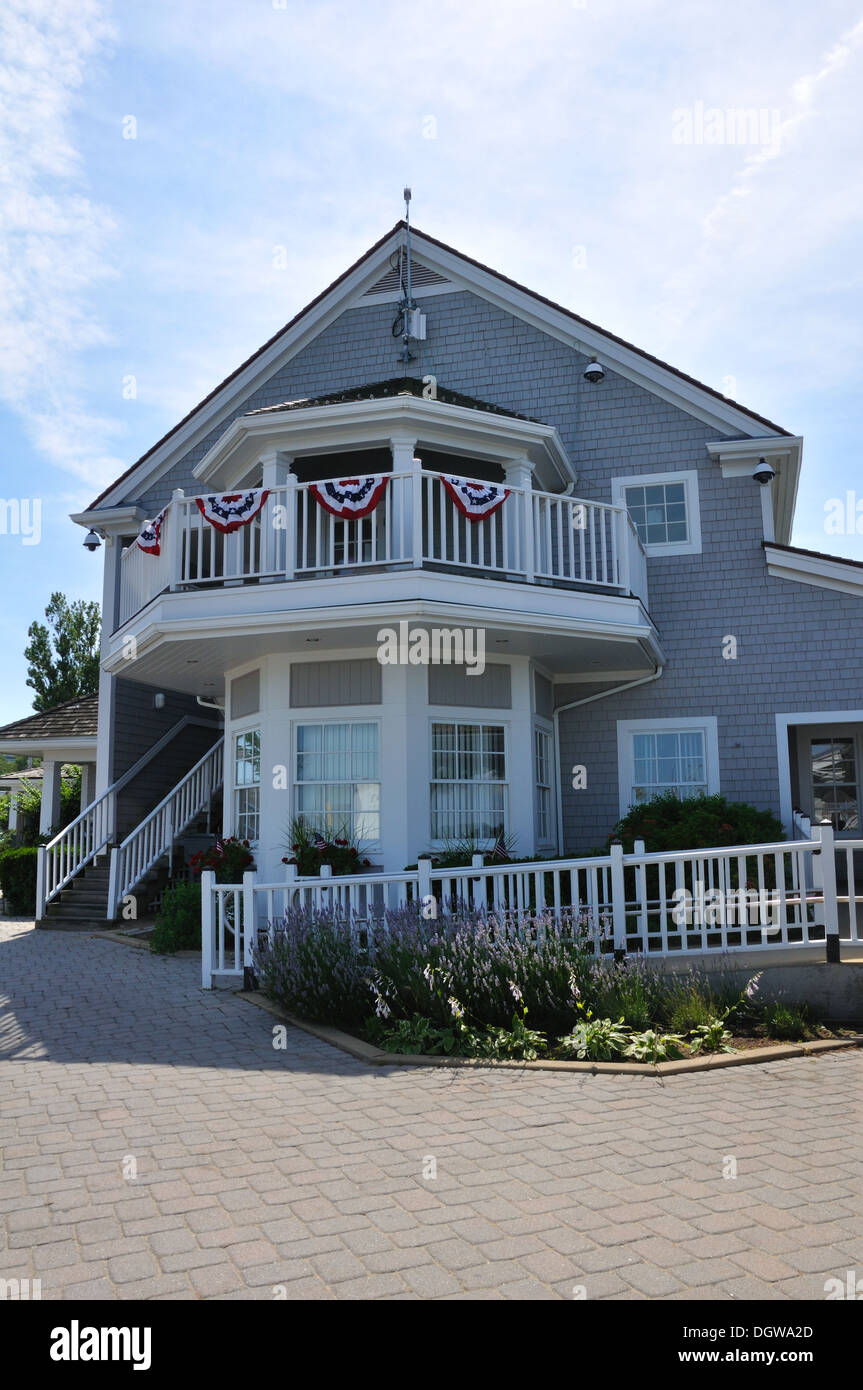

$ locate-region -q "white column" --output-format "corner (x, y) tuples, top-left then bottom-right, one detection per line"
(8, 790), (20, 834)
(95, 533), (120, 797)
(380, 662), (419, 872)
(390, 434), (419, 566)
(259, 449), (292, 577)
(508, 660), (536, 856)
(79, 762), (97, 810)
(39, 760), (63, 837)
(503, 458), (533, 580)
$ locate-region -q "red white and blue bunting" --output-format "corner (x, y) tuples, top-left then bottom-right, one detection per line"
(136, 506), (168, 556)
(441, 475), (510, 522)
(195, 489), (270, 535)
(310, 476), (389, 520)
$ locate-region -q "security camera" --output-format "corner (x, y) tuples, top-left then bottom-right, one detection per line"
(752, 458), (775, 485)
(583, 358), (605, 384)
(83, 529), (102, 552)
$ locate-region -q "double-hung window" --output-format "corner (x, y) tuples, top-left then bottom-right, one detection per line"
(234, 729), (261, 843)
(430, 722), (507, 842)
(295, 721), (380, 843)
(534, 727), (553, 843)
(618, 717), (719, 813)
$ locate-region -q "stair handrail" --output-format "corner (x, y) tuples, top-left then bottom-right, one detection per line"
(107, 737), (224, 919)
(36, 715), (220, 918)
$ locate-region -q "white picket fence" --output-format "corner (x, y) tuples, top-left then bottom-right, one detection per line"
(201, 821), (863, 986)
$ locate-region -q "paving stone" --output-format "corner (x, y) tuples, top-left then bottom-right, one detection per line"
(2, 923), (862, 1304)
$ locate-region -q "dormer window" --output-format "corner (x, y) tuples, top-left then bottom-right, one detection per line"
(612, 470), (702, 557)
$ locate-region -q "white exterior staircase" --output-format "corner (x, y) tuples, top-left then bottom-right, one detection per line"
(37, 730), (223, 927)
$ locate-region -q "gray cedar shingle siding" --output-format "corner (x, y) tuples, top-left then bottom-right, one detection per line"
(103, 285), (862, 853)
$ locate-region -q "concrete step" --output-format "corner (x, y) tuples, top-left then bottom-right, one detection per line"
(37, 918), (108, 931)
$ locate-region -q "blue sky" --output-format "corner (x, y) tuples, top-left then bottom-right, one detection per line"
(1, 0), (862, 723)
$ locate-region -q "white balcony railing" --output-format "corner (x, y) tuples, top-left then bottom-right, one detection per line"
(119, 472), (648, 627)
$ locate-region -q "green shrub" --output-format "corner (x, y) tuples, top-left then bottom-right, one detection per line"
(611, 792), (783, 854)
(764, 1001), (808, 1041)
(150, 882), (202, 954)
(0, 846), (39, 913)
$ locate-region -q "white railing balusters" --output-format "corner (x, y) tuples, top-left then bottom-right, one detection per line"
(107, 738), (224, 919)
(120, 473), (649, 629)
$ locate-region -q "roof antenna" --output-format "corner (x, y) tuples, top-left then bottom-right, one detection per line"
(399, 187), (415, 362)
(395, 187), (426, 362)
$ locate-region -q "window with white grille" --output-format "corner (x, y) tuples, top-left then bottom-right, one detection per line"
(295, 721), (380, 843)
(234, 728), (260, 843)
(430, 722), (507, 841)
(535, 728), (553, 842)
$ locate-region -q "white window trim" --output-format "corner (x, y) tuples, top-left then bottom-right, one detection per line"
(231, 723), (261, 846)
(533, 720), (555, 847)
(612, 469), (702, 557)
(775, 710), (863, 834)
(617, 716), (719, 815)
(291, 715), (383, 848)
(427, 716), (510, 847)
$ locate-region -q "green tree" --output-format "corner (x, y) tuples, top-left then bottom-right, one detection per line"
(24, 594), (101, 712)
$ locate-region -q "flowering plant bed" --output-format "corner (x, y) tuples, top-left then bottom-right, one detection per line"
(251, 902), (850, 1065)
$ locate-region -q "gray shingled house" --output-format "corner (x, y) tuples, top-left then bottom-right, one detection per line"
(36, 221), (862, 925)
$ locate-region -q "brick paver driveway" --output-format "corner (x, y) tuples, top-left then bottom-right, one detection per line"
(1, 920), (861, 1301)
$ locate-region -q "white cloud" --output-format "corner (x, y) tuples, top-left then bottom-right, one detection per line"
(0, 0), (122, 486)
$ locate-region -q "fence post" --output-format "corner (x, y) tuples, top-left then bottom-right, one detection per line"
(201, 869), (215, 988)
(816, 820), (840, 963)
(417, 856), (433, 918)
(35, 846), (46, 921)
(609, 839), (627, 959)
(242, 870), (256, 966)
(471, 852), (484, 913)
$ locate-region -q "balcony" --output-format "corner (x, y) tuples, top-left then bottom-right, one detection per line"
(118, 469), (649, 630)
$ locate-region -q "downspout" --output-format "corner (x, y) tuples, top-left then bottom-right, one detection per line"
(553, 665), (664, 855)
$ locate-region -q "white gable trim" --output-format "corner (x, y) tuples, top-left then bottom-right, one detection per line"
(764, 544), (863, 598)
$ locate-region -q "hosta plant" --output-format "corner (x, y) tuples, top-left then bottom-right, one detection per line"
(623, 1029), (686, 1063)
(558, 1015), (630, 1061)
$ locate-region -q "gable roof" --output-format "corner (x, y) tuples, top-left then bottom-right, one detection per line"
(0, 694), (99, 743)
(85, 221), (792, 512)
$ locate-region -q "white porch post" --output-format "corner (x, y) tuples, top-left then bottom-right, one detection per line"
(79, 761), (97, 810)
(390, 434), (419, 566)
(503, 458), (533, 580)
(816, 819), (841, 963)
(260, 449), (292, 578)
(8, 789), (20, 834)
(95, 534), (120, 798)
(39, 760), (63, 837)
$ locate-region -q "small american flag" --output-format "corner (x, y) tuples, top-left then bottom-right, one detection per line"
(491, 832), (511, 862)
(312, 830), (330, 850)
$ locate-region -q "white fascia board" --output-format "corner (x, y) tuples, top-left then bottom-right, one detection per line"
(405, 234), (793, 440)
(193, 394), (573, 488)
(0, 737), (98, 760)
(69, 505), (147, 533)
(764, 544), (863, 598)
